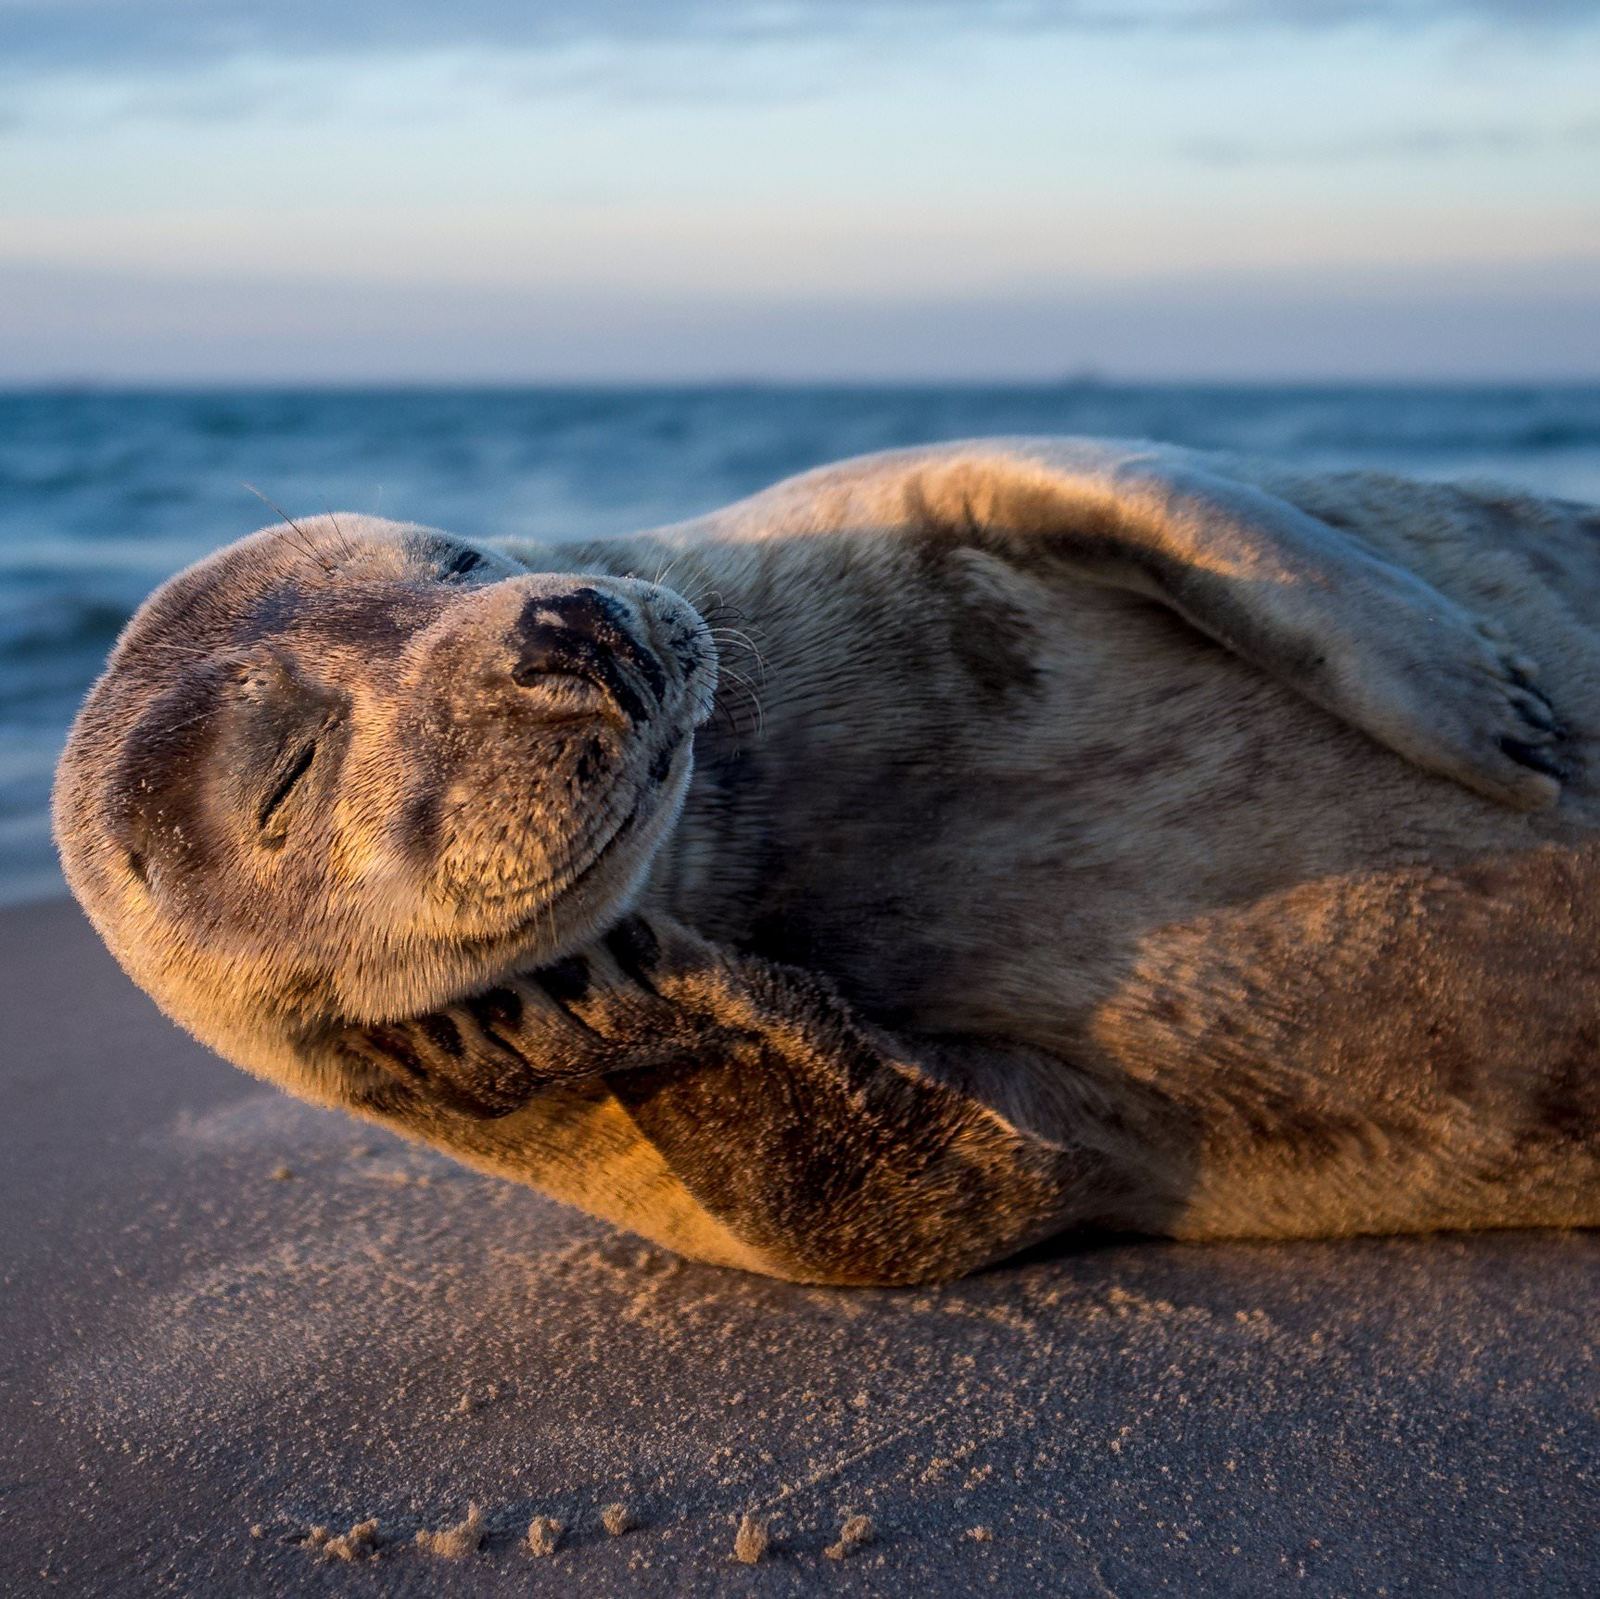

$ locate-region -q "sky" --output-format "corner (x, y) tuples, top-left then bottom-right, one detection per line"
(1, 0), (1597, 382)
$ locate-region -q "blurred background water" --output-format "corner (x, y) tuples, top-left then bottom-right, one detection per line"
(5, 382), (1599, 905)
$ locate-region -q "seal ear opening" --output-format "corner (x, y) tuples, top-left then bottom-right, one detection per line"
(106, 793), (156, 893)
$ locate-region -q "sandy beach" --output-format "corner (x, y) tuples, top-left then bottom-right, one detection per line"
(2, 895), (1595, 1596)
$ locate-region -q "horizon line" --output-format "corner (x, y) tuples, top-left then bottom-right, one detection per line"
(5, 374), (1600, 393)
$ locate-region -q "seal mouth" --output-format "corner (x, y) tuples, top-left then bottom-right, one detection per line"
(464, 728), (690, 956)
(462, 796), (635, 934)
(556, 797), (644, 902)
(551, 733), (687, 901)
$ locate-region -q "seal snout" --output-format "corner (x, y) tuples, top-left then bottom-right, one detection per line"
(509, 587), (665, 725)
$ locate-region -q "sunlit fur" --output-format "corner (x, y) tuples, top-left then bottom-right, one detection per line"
(55, 517), (716, 1086)
(54, 440), (1600, 1283)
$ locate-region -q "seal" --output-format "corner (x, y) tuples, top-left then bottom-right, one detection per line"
(53, 438), (1600, 1284)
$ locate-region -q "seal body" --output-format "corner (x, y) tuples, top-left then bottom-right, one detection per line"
(54, 440), (1600, 1282)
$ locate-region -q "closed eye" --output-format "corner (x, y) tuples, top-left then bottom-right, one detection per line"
(258, 741), (318, 834)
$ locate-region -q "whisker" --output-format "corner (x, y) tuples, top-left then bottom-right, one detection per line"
(322, 500), (357, 563)
(136, 705), (219, 740)
(137, 640), (218, 662)
(708, 632), (768, 682)
(679, 582), (726, 616)
(242, 482), (335, 575)
(708, 624), (766, 652)
(712, 659), (765, 739)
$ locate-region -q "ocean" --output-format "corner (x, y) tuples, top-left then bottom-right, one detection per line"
(5, 382), (1599, 905)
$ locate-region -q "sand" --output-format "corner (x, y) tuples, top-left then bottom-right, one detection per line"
(415, 1506), (486, 1559)
(525, 1516), (564, 1557)
(302, 1518), (382, 1562)
(732, 1513), (771, 1565)
(2, 895), (1596, 1596)
(824, 1514), (874, 1560)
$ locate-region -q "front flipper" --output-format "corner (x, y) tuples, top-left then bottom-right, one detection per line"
(327, 915), (1100, 1285)
(327, 924), (698, 1119)
(885, 440), (1568, 808)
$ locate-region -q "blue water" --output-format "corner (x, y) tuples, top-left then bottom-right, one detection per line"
(5, 383), (1600, 904)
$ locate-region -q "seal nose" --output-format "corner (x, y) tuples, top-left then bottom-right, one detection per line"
(510, 587), (665, 723)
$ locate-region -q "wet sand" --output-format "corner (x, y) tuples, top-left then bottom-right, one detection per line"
(2, 897), (1595, 1596)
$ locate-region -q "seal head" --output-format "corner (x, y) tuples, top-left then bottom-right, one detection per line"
(53, 513), (717, 1099)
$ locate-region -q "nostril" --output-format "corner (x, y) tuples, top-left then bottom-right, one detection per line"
(510, 619), (574, 688)
(556, 587), (619, 632)
(516, 587), (616, 642)
(509, 589), (660, 722)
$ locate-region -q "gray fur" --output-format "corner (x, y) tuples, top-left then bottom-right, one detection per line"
(53, 439), (1600, 1283)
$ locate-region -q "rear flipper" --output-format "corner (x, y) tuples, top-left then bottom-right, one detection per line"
(326, 915), (1102, 1285)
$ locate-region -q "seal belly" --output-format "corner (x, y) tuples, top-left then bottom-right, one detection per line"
(1083, 843), (1600, 1237)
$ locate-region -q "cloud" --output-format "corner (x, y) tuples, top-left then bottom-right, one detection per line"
(2, 0), (1594, 79)
(1185, 117), (1600, 164)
